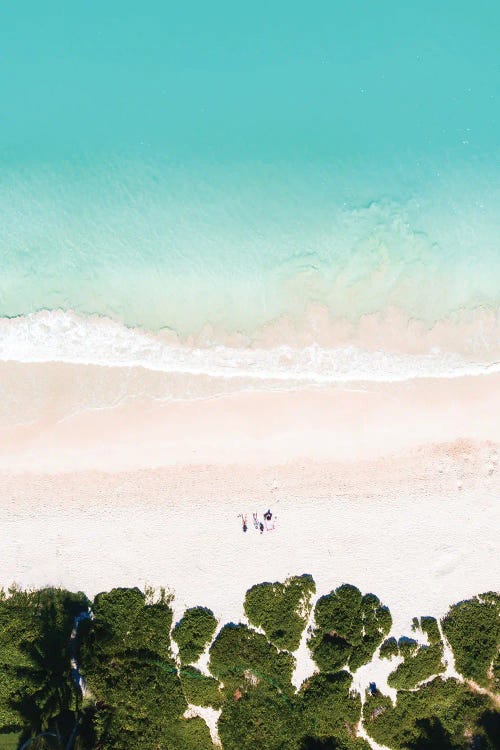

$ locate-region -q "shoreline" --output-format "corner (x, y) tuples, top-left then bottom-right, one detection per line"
(1, 305), (499, 373)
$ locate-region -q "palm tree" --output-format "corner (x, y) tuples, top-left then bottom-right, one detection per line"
(14, 591), (92, 750)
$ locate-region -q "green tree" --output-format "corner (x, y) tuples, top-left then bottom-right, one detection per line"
(179, 667), (223, 708)
(419, 617), (441, 646)
(387, 643), (445, 690)
(441, 593), (500, 687)
(363, 677), (498, 749)
(244, 575), (316, 652)
(80, 587), (187, 749)
(0, 587), (89, 748)
(297, 671), (362, 744)
(387, 618), (445, 690)
(379, 637), (398, 660)
(209, 623), (295, 697)
(218, 680), (301, 750)
(172, 607), (217, 665)
(308, 585), (391, 672)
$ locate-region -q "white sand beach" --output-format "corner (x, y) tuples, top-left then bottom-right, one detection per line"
(1, 447), (498, 628)
(0, 366), (498, 655)
(0, 359), (498, 750)
(0, 364), (498, 471)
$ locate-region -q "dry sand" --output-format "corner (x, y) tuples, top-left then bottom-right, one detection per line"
(0, 369), (498, 472)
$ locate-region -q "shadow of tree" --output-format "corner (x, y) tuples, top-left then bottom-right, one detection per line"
(10, 590), (90, 750)
(406, 717), (455, 749)
(478, 709), (500, 748)
(299, 737), (343, 749)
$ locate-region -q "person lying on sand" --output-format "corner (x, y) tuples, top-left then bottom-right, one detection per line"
(238, 514), (248, 532)
(252, 512), (259, 529)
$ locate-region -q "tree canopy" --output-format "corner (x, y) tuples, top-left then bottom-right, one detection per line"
(244, 574), (316, 652)
(0, 581), (497, 750)
(308, 584), (392, 672)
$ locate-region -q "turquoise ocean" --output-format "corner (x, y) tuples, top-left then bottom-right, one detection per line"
(0, 2), (499, 385)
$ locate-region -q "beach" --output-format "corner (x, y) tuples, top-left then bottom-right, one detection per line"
(1, 364), (498, 658)
(0, 358), (498, 468)
(0, 4), (499, 747)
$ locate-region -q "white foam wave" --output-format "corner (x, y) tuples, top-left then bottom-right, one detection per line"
(0, 310), (498, 385)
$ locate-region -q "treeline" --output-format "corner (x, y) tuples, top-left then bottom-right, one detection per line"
(0, 577), (498, 749)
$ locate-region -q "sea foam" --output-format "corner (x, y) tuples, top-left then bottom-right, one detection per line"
(0, 310), (498, 387)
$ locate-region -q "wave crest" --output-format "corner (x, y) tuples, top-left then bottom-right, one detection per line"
(0, 310), (498, 387)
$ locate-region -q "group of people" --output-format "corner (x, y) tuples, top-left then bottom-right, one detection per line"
(239, 509), (276, 534)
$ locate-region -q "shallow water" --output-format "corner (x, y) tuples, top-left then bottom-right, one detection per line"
(0, 3), (498, 373)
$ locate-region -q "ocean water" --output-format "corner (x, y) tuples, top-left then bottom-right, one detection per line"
(0, 2), (499, 387)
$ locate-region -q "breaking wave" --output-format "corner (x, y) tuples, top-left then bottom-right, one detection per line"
(0, 310), (498, 387)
